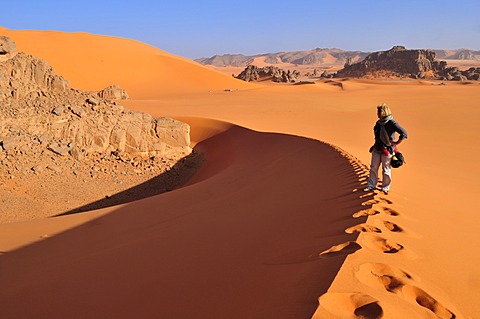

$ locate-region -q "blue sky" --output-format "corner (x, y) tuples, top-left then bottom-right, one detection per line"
(2, 0), (480, 59)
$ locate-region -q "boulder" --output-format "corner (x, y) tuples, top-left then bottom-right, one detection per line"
(459, 67), (480, 81)
(0, 36), (17, 61)
(97, 84), (129, 100)
(154, 117), (191, 149)
(320, 70), (334, 78)
(86, 97), (99, 105)
(1, 136), (21, 151)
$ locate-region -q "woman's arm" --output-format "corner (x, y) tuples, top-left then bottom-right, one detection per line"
(392, 121), (408, 145)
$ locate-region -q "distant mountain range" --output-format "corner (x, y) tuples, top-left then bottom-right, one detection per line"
(195, 48), (480, 67)
(434, 49), (480, 60)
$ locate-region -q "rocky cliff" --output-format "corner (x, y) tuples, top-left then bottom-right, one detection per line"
(0, 37), (191, 159)
(0, 36), (198, 222)
(335, 46), (447, 79)
(334, 46), (480, 80)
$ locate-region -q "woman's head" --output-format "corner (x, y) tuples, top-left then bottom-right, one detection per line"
(377, 103), (392, 118)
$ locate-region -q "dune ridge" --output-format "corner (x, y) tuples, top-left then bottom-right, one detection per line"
(0, 28), (479, 318)
(0, 121), (371, 318)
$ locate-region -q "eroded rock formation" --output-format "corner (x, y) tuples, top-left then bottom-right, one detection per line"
(235, 65), (300, 83)
(0, 36), (17, 62)
(0, 38), (190, 159)
(97, 84), (129, 100)
(335, 46), (447, 79)
(334, 46), (480, 80)
(0, 36), (200, 222)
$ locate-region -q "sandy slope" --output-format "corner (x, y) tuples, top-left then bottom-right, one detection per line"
(0, 26), (255, 99)
(123, 80), (480, 318)
(1, 28), (480, 318)
(0, 120), (371, 318)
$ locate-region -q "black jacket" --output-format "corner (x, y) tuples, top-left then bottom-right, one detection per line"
(373, 119), (408, 150)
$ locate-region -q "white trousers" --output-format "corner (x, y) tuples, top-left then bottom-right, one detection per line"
(367, 151), (392, 191)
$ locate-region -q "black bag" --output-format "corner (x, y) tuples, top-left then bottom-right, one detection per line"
(391, 152), (405, 168)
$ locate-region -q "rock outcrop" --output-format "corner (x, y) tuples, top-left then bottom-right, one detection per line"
(334, 46), (480, 80)
(97, 84), (129, 100)
(0, 36), (17, 62)
(441, 66), (480, 81)
(0, 37), (191, 161)
(0, 52), (69, 98)
(235, 65), (300, 83)
(335, 46), (447, 79)
(0, 36), (201, 222)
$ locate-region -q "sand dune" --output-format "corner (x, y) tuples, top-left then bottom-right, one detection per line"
(0, 121), (370, 318)
(0, 26), (256, 98)
(1, 28), (479, 318)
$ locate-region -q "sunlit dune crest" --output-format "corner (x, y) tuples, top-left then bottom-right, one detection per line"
(0, 27), (479, 318)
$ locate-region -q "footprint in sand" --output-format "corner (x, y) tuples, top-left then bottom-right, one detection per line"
(345, 223), (382, 234)
(318, 292), (383, 319)
(383, 220), (403, 232)
(402, 285), (455, 319)
(362, 235), (403, 253)
(359, 193), (373, 199)
(379, 197), (393, 204)
(355, 263), (413, 293)
(317, 241), (362, 258)
(362, 199), (380, 206)
(355, 263), (455, 319)
(382, 207), (400, 216)
(353, 209), (380, 218)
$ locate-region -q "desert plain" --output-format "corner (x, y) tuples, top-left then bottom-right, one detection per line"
(0, 27), (479, 318)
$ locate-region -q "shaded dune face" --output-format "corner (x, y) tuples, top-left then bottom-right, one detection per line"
(0, 122), (370, 319)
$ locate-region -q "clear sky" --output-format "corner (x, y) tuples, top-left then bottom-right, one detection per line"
(2, 0), (480, 59)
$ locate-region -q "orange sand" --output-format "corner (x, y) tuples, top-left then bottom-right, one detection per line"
(1, 27), (479, 318)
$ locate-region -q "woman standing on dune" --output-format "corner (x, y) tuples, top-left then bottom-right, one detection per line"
(365, 103), (408, 194)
